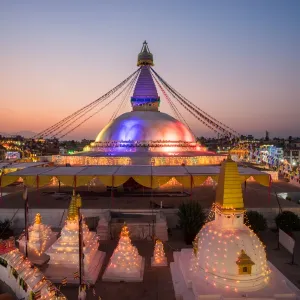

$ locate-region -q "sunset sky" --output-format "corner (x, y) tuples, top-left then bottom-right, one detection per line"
(1, 0), (299, 140)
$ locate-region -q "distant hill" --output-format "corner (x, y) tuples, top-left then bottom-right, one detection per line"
(14, 131), (37, 138)
(0, 131), (37, 138)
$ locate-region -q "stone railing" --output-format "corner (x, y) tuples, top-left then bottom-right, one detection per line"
(0, 248), (65, 299)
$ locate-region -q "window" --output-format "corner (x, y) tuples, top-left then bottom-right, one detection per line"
(243, 266), (248, 273)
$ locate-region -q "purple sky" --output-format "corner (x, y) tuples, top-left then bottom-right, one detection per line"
(0, 0), (299, 140)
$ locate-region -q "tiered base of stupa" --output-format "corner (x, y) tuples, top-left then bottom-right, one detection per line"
(151, 256), (168, 267)
(18, 223), (57, 265)
(44, 217), (106, 284)
(43, 250), (106, 284)
(102, 257), (145, 282)
(102, 256), (145, 282)
(170, 249), (300, 300)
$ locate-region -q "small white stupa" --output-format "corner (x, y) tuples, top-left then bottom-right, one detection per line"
(151, 239), (167, 267)
(44, 192), (105, 284)
(18, 213), (57, 265)
(102, 223), (145, 282)
(171, 156), (300, 299)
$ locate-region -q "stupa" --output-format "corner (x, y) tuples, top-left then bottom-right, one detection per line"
(171, 156), (300, 299)
(151, 239), (168, 267)
(102, 223), (145, 282)
(44, 192), (106, 284)
(18, 213), (57, 265)
(59, 41), (224, 166)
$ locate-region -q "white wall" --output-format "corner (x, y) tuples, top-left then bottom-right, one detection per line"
(1, 207), (300, 231)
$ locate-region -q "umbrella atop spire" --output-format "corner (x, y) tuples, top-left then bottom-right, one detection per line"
(137, 41), (154, 66)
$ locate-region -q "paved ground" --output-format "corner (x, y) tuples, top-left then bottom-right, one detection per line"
(260, 230), (300, 289)
(1, 178), (300, 210)
(0, 282), (16, 300)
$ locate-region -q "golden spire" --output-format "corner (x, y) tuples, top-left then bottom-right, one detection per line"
(76, 193), (82, 208)
(215, 155), (244, 210)
(35, 213), (42, 225)
(67, 193), (79, 221)
(120, 222), (130, 238)
(227, 153), (233, 161)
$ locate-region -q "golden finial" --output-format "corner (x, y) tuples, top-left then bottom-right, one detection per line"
(155, 239), (162, 244)
(227, 153), (233, 161)
(67, 194), (78, 221)
(76, 193), (82, 208)
(120, 222), (129, 238)
(35, 213), (42, 225)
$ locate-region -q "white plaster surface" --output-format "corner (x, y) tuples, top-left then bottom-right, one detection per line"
(171, 249), (300, 300)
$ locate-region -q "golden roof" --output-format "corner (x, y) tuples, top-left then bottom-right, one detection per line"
(215, 155), (244, 209)
(236, 250), (255, 266)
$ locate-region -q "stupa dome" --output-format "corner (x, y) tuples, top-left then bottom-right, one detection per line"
(191, 217), (268, 292)
(95, 111), (195, 142)
(190, 157), (269, 293)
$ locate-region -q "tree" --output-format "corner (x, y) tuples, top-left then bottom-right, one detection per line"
(244, 211), (267, 233)
(178, 202), (206, 245)
(275, 211), (300, 233)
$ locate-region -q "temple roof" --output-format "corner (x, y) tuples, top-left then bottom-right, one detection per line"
(215, 155), (244, 209)
(236, 250), (255, 266)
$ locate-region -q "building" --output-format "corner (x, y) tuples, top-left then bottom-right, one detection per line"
(0, 145), (6, 161)
(284, 149), (300, 165)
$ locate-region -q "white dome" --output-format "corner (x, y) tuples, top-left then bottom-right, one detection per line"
(95, 111), (195, 142)
(190, 212), (269, 293)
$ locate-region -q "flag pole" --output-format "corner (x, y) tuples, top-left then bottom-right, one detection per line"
(75, 189), (83, 287)
(23, 185), (29, 258)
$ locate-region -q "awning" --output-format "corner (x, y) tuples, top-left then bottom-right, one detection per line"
(0, 165), (271, 188)
(0, 162), (51, 175)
